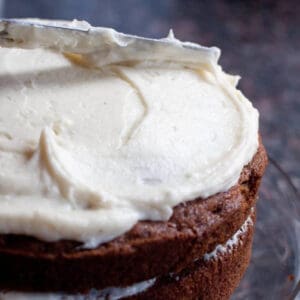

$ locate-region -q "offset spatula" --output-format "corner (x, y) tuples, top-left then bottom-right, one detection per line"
(0, 18), (220, 67)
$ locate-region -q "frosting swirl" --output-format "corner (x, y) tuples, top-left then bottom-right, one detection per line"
(0, 20), (258, 247)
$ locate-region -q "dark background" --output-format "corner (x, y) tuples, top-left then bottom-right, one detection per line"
(1, 0), (299, 190)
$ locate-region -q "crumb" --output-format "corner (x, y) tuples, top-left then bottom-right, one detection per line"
(288, 274), (295, 281)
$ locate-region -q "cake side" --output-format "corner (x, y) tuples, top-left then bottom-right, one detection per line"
(0, 208), (256, 300)
(0, 140), (267, 293)
(130, 209), (256, 300)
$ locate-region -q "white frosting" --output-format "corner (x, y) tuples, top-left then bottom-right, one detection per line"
(203, 212), (253, 261)
(0, 19), (220, 68)
(0, 20), (259, 247)
(0, 278), (156, 300)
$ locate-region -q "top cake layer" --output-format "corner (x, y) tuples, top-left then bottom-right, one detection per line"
(0, 20), (258, 247)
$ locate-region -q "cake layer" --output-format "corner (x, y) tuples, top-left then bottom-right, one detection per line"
(0, 211), (255, 300)
(131, 209), (255, 300)
(0, 142), (267, 292)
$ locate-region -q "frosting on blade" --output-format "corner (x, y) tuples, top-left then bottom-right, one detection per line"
(0, 278), (156, 300)
(0, 20), (259, 247)
(0, 19), (220, 68)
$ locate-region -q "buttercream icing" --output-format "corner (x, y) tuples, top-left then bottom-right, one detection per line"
(0, 20), (259, 247)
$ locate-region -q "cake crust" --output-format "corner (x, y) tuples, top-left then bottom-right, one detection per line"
(129, 210), (255, 300)
(0, 139), (267, 293)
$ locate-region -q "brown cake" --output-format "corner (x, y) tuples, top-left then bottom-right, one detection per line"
(0, 19), (267, 299)
(0, 140), (267, 299)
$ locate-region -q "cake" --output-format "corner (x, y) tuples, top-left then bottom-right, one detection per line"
(0, 19), (267, 299)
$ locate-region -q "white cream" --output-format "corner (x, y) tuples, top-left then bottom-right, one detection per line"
(0, 278), (156, 300)
(203, 212), (253, 261)
(0, 19), (220, 68)
(0, 20), (259, 247)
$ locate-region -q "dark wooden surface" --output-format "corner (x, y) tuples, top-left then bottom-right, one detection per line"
(1, 0), (300, 190)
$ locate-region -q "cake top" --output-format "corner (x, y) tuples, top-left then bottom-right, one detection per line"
(0, 20), (258, 247)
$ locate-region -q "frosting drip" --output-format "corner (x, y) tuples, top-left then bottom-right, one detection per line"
(0, 20), (258, 247)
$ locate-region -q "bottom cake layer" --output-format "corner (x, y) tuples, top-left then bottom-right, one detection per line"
(133, 210), (255, 300)
(0, 210), (255, 300)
